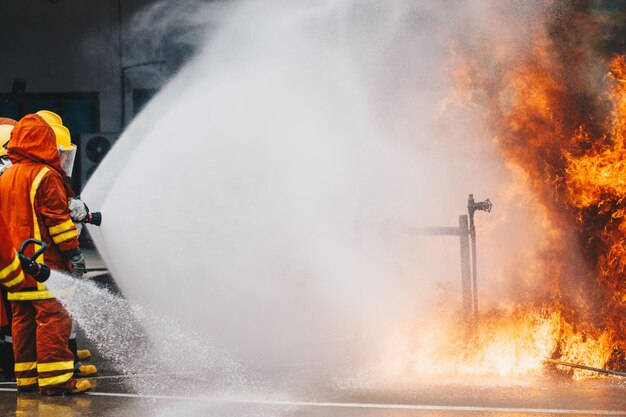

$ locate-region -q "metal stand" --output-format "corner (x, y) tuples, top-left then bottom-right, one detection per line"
(411, 194), (491, 325)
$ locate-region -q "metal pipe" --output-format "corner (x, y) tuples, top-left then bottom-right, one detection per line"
(467, 195), (478, 318)
(409, 226), (461, 236)
(466, 194), (492, 320)
(544, 358), (626, 378)
(458, 215), (472, 321)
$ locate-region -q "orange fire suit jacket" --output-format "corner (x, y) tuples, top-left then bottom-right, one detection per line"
(0, 213), (27, 327)
(0, 213), (26, 293)
(0, 114), (79, 301)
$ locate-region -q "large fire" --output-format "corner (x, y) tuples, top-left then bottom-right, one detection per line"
(562, 56), (626, 372)
(483, 52), (626, 375)
(454, 8), (626, 378)
(382, 3), (625, 380)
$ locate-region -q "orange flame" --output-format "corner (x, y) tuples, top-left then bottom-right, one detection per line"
(466, 54), (626, 377)
(452, 52), (626, 377)
(382, 20), (626, 380)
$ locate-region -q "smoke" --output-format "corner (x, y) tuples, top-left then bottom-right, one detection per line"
(122, 0), (229, 77)
(80, 0), (610, 384)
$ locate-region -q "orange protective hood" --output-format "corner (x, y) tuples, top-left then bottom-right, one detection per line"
(8, 114), (64, 174)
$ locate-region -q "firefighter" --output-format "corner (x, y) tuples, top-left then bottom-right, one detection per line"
(0, 117), (16, 175)
(35, 111), (90, 228)
(0, 117), (17, 381)
(0, 113), (91, 395)
(0, 115), (96, 380)
(0, 117), (95, 380)
(1, 113), (97, 377)
(34, 111), (96, 377)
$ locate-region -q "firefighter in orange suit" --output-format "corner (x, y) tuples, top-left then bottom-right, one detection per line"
(0, 197), (22, 381)
(34, 110), (97, 378)
(0, 117), (17, 380)
(0, 112), (97, 379)
(0, 113), (91, 395)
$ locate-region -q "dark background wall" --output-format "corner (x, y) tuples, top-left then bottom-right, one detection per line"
(0, 0), (198, 191)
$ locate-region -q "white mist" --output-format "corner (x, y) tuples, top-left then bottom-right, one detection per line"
(82, 0), (550, 379)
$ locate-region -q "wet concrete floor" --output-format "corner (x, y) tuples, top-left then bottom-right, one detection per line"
(0, 369), (624, 417)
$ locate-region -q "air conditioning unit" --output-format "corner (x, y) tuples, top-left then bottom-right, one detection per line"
(78, 132), (119, 191)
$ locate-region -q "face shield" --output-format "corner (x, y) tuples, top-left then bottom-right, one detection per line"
(0, 124), (12, 158)
(0, 128), (11, 175)
(59, 144), (77, 177)
(0, 156), (11, 175)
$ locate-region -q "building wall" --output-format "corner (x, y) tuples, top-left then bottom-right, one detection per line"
(0, 0), (160, 132)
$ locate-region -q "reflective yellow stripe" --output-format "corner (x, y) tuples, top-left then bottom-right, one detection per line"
(51, 229), (78, 245)
(16, 377), (38, 386)
(0, 254), (20, 279)
(48, 219), (74, 236)
(8, 286), (74, 300)
(3, 271), (25, 288)
(8, 166), (55, 300)
(7, 290), (55, 301)
(38, 372), (73, 387)
(30, 167), (50, 264)
(37, 361), (74, 373)
(14, 361), (37, 372)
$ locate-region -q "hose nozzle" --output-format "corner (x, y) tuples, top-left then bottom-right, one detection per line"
(82, 212), (102, 226)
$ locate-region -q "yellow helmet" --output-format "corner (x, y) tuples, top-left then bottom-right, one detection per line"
(36, 110), (63, 126)
(49, 123), (77, 177)
(49, 123), (73, 149)
(0, 124), (13, 157)
(50, 123), (76, 177)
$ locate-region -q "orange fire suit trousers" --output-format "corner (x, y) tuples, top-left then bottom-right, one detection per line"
(11, 299), (76, 394)
(0, 288), (14, 379)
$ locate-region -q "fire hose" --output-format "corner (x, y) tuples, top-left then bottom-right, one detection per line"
(15, 209), (102, 281)
(544, 358), (626, 378)
(17, 238), (50, 283)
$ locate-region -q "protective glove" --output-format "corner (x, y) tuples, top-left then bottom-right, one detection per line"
(68, 198), (89, 222)
(68, 251), (86, 279)
(17, 253), (51, 283)
(73, 221), (83, 236)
